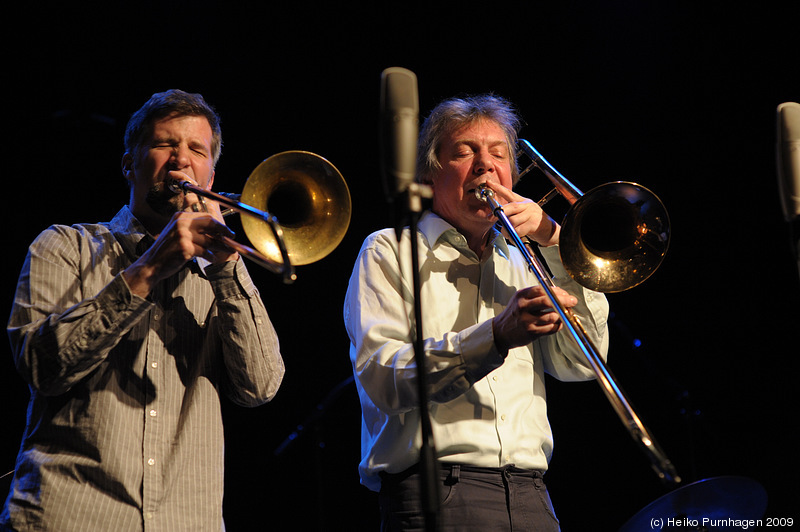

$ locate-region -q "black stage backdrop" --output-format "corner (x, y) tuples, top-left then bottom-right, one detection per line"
(3, 2), (798, 530)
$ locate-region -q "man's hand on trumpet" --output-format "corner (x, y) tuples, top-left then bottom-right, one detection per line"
(172, 171), (240, 263)
(484, 182), (561, 247)
(123, 172), (239, 298)
(480, 184), (578, 352)
(491, 285), (578, 353)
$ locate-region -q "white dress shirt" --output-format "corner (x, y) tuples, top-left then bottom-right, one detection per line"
(344, 211), (609, 492)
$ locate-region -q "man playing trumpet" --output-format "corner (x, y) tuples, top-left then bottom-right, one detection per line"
(344, 94), (609, 531)
(2, 89), (285, 531)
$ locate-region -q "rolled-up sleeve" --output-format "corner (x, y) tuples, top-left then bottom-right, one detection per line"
(206, 260), (285, 406)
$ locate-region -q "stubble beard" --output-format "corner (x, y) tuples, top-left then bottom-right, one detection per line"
(145, 181), (185, 217)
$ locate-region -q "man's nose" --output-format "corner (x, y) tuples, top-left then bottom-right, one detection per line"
(473, 150), (494, 175)
(170, 145), (191, 169)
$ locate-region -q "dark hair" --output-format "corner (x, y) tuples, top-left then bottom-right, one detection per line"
(124, 89), (222, 165)
(416, 94), (522, 185)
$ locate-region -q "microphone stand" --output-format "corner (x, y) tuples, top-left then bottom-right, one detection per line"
(272, 375), (355, 531)
(395, 182), (439, 532)
(272, 375), (355, 458)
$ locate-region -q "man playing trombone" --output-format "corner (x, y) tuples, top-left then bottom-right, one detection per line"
(344, 94), (610, 530)
(1, 89), (285, 531)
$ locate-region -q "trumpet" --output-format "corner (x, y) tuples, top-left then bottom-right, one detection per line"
(475, 139), (679, 485)
(171, 151), (351, 284)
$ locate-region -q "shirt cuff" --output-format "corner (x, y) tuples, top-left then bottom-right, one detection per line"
(205, 260), (257, 299)
(459, 320), (506, 376)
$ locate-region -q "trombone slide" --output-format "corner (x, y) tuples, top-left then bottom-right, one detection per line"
(170, 179), (297, 283)
(477, 184), (680, 486)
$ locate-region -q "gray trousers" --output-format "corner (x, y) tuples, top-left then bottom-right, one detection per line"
(379, 464), (561, 531)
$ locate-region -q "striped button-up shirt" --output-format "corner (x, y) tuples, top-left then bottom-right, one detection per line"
(2, 206), (285, 531)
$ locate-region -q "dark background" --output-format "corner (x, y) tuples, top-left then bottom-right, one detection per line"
(3, 2), (798, 530)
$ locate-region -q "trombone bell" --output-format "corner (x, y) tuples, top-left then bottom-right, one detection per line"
(510, 140), (679, 484)
(559, 182), (670, 293)
(240, 151), (351, 266)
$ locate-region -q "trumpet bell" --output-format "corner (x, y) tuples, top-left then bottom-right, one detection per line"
(559, 182), (670, 293)
(240, 151), (351, 266)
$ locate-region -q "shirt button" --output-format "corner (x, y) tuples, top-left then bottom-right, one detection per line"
(500, 414), (507, 422)
(149, 409), (157, 417)
(151, 361), (158, 369)
(148, 458), (156, 466)
(146, 512), (154, 520)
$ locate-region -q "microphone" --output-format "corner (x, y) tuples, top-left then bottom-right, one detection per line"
(777, 102), (800, 278)
(380, 67), (419, 204)
(777, 102), (800, 222)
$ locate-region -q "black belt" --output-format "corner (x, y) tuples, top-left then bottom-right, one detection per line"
(380, 462), (544, 486)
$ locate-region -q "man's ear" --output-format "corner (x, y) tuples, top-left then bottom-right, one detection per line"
(121, 152), (134, 181)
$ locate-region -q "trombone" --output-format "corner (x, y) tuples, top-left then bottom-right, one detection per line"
(171, 151), (351, 284)
(476, 139), (678, 485)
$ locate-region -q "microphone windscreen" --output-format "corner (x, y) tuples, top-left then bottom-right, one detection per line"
(380, 67), (419, 202)
(777, 102), (800, 221)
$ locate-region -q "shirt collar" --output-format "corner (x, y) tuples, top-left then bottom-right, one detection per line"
(418, 211), (511, 260)
(110, 206), (151, 261)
